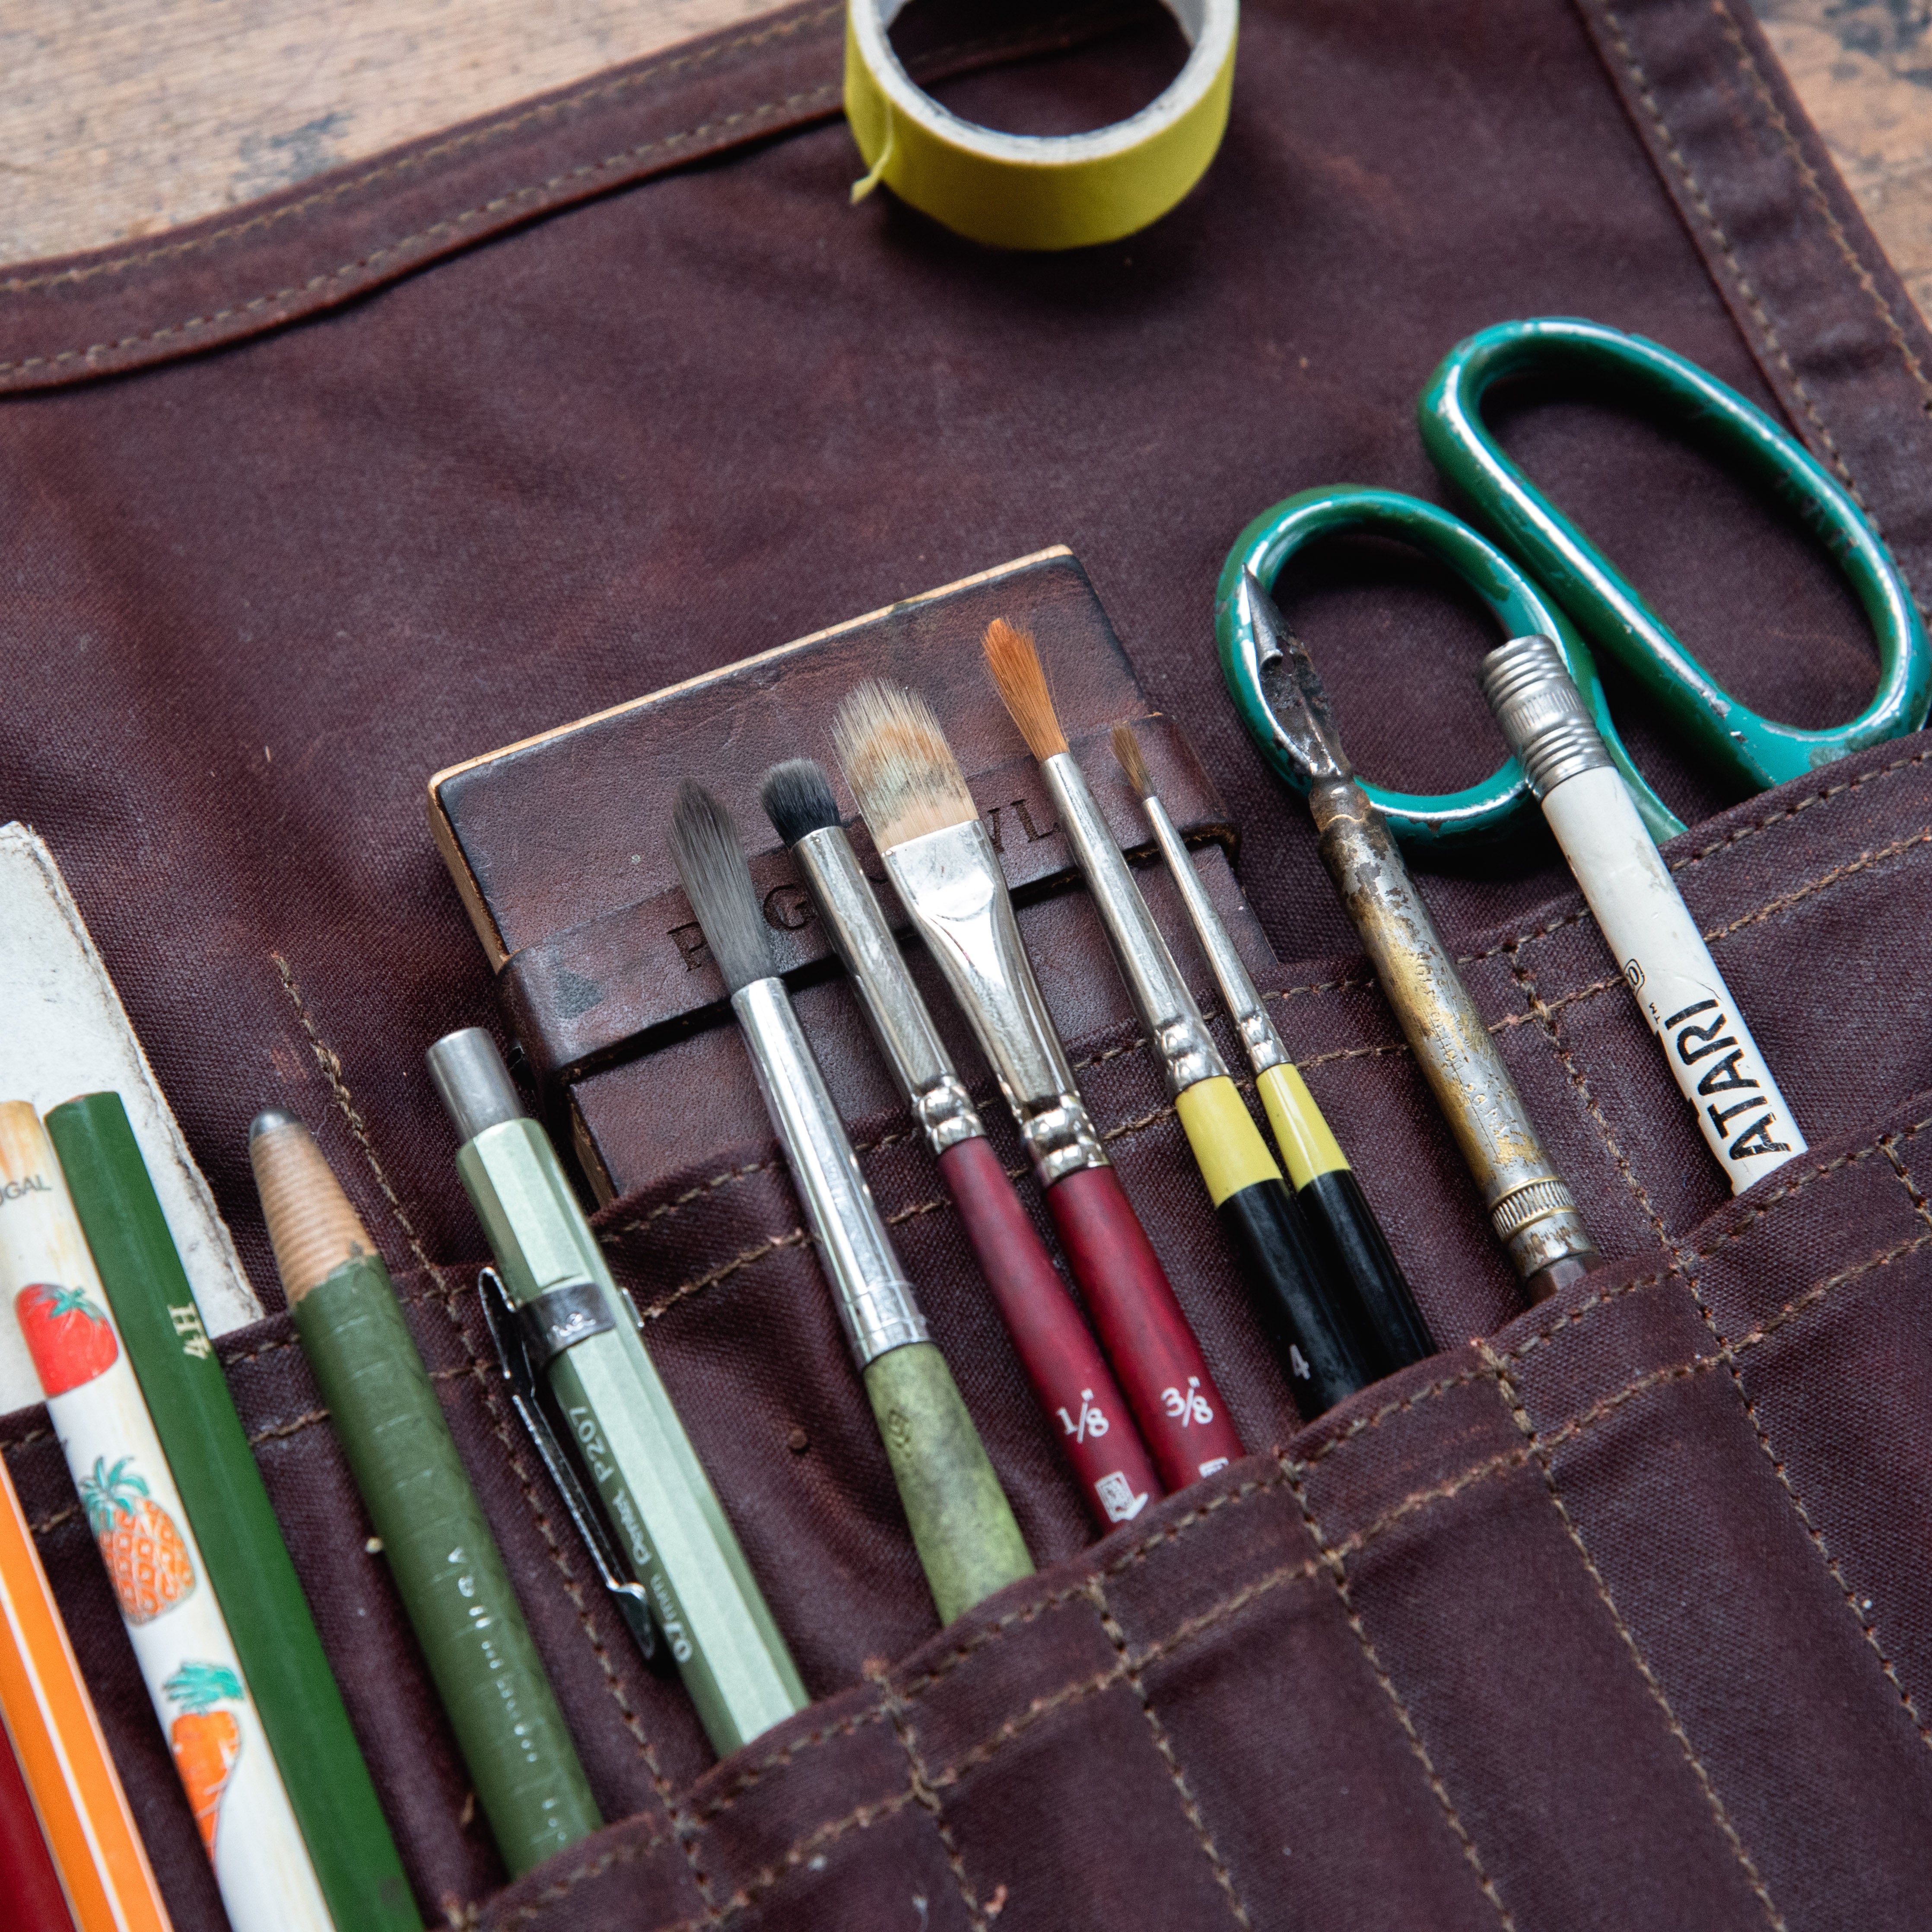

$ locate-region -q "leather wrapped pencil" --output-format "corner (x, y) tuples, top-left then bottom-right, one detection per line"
(248, 1111), (601, 1877)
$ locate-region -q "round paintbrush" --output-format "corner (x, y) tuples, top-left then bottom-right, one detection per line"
(670, 782), (1034, 1626)
(980, 616), (1373, 1418)
(762, 757), (1161, 1531)
(1109, 721), (1435, 1377)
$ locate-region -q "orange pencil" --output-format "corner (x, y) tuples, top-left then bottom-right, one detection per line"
(0, 1448), (172, 1932)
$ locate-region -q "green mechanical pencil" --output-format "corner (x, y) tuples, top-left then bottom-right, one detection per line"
(427, 1029), (809, 1760)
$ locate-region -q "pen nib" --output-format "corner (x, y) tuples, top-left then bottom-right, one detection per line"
(1238, 567), (1352, 787)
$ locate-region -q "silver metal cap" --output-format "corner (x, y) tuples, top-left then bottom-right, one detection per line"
(1479, 636), (1612, 799)
(428, 1028), (526, 1144)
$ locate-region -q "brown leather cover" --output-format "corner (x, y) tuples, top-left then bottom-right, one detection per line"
(3, 1), (1932, 1927)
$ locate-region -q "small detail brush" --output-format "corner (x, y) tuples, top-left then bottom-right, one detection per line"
(1233, 567), (1597, 1302)
(1110, 722), (1435, 1375)
(761, 759), (1160, 1530)
(982, 618), (1373, 1417)
(834, 681), (1246, 1487)
(670, 782), (1034, 1626)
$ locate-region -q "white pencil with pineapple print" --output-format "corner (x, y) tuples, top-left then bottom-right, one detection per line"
(0, 1103), (334, 1932)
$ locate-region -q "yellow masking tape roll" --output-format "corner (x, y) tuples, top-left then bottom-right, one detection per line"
(1176, 1076), (1280, 1208)
(843, 0), (1239, 251)
(1256, 1064), (1349, 1189)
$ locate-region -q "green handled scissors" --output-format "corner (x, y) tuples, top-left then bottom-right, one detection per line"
(1218, 316), (1931, 847)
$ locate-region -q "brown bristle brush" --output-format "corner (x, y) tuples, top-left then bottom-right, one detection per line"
(979, 619), (1376, 1422)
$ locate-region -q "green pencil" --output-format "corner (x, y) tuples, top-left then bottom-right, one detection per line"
(46, 1092), (417, 1932)
(248, 1109), (601, 1878)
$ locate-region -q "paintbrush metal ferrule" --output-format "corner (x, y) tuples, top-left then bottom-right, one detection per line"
(789, 825), (983, 1157)
(731, 976), (928, 1364)
(1038, 750), (1226, 1097)
(881, 817), (1107, 1187)
(1138, 789), (1288, 1077)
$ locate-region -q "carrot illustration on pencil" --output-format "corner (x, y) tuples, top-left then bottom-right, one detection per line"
(163, 1661), (244, 1856)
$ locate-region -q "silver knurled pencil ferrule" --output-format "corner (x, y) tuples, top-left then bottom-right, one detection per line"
(1039, 751), (1227, 1099)
(1478, 636), (1613, 798)
(791, 826), (985, 1158)
(1479, 634), (1806, 1195)
(731, 977), (928, 1366)
(881, 818), (1107, 1188)
(1138, 791), (1287, 1077)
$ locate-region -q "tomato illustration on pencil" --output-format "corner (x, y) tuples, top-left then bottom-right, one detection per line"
(79, 1456), (195, 1621)
(162, 1661), (243, 1857)
(14, 1282), (118, 1394)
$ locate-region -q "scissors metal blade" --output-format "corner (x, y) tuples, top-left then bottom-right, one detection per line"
(477, 1267), (657, 1663)
(1239, 568), (1352, 786)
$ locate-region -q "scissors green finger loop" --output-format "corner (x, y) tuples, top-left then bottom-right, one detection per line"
(1221, 317), (1930, 853)
(1217, 486), (1684, 847)
(1421, 316), (1930, 794)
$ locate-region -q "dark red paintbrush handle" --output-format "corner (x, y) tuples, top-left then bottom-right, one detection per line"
(939, 1137), (1164, 1531)
(1044, 1163), (1246, 1491)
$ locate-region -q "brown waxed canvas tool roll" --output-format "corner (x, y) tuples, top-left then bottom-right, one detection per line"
(6, 1), (1932, 1926)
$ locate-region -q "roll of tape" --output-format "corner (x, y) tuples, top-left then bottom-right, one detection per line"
(844, 0), (1239, 251)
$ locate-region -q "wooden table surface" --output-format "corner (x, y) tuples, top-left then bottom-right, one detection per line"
(5, 0), (1932, 322)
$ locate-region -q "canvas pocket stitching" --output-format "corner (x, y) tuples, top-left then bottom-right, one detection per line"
(0, 6), (1139, 379)
(1479, 1342), (1788, 1928)
(1282, 1455), (1518, 1930)
(1088, 1573), (1253, 1926)
(870, 1663), (998, 1931)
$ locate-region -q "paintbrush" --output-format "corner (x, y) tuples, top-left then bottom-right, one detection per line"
(833, 681), (1246, 1486)
(761, 759), (1160, 1530)
(1235, 567), (1597, 1302)
(1109, 722), (1435, 1376)
(670, 782), (1034, 1626)
(979, 619), (1373, 1416)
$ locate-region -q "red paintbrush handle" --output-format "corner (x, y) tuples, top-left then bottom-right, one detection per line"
(939, 1137), (1164, 1531)
(1045, 1163), (1246, 1492)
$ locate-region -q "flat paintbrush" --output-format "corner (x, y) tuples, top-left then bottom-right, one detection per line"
(981, 618), (1374, 1418)
(670, 782), (1034, 1626)
(833, 681), (1246, 1487)
(1110, 722), (1435, 1376)
(761, 758), (1160, 1532)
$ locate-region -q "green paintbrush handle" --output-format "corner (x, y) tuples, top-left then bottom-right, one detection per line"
(294, 1254), (600, 1876)
(45, 1093), (417, 1932)
(863, 1342), (1033, 1626)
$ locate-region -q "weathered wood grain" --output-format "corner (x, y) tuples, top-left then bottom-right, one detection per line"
(4, 0), (1932, 328)
(1756, 0), (1932, 317)
(0, 0), (785, 264)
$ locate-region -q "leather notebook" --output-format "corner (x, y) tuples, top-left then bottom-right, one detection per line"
(428, 545), (1275, 1202)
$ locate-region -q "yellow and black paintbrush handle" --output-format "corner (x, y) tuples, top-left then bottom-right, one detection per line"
(1255, 1063), (1436, 1376)
(1174, 1077), (1373, 1415)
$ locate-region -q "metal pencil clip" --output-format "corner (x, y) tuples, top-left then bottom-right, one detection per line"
(477, 1266), (656, 1662)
